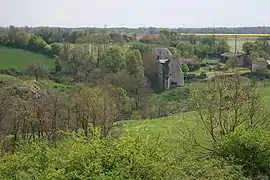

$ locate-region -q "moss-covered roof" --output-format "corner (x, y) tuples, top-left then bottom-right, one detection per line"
(221, 52), (243, 58)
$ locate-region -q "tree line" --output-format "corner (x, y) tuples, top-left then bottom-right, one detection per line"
(1, 26), (270, 35)
(0, 26), (238, 62)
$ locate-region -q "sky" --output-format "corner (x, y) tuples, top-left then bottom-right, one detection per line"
(1, 0), (270, 28)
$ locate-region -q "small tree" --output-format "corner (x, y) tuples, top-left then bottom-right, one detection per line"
(26, 61), (48, 81)
(191, 72), (269, 145)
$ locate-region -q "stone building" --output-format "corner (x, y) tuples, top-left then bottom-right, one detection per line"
(252, 58), (268, 73)
(154, 48), (184, 90)
(220, 52), (251, 67)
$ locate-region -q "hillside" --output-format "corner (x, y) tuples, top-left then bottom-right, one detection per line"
(124, 80), (270, 151)
(0, 46), (54, 69)
(124, 111), (209, 151)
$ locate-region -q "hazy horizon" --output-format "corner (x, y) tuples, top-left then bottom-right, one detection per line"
(1, 0), (270, 28)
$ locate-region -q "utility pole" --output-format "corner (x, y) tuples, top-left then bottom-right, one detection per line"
(234, 34), (237, 54)
(212, 24), (215, 56)
(104, 25), (108, 48)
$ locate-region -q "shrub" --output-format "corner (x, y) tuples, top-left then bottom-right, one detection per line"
(181, 63), (190, 72)
(50, 43), (62, 56)
(0, 68), (26, 77)
(186, 63), (201, 72)
(200, 72), (207, 79)
(0, 131), (246, 180)
(214, 128), (270, 178)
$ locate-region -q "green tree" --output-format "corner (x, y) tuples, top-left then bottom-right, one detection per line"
(176, 42), (195, 58)
(126, 49), (144, 77)
(215, 128), (270, 179)
(27, 35), (49, 54)
(58, 44), (92, 81)
(181, 63), (189, 72)
(50, 42), (62, 55)
(99, 46), (126, 73)
(194, 43), (211, 59)
(131, 42), (152, 54)
(217, 38), (230, 54)
(168, 47), (177, 56)
(54, 58), (62, 73)
(243, 42), (259, 55)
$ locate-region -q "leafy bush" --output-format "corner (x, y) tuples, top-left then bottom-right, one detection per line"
(199, 72), (207, 79)
(0, 130), (246, 180)
(214, 128), (270, 178)
(186, 63), (201, 72)
(0, 68), (26, 77)
(181, 63), (190, 72)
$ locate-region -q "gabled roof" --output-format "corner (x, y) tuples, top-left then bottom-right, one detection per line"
(154, 48), (172, 59)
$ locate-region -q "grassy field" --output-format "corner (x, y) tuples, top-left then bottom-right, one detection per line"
(0, 46), (54, 69)
(183, 33), (270, 38)
(0, 74), (71, 92)
(124, 111), (209, 151)
(124, 80), (270, 152)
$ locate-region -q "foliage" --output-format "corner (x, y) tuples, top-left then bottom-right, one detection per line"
(225, 58), (237, 69)
(191, 73), (269, 144)
(58, 43), (94, 81)
(181, 63), (190, 72)
(99, 46), (126, 73)
(216, 38), (230, 54)
(0, 129), (247, 180)
(242, 40), (270, 60)
(70, 84), (130, 137)
(26, 61), (48, 81)
(131, 42), (152, 54)
(150, 87), (190, 117)
(215, 128), (270, 178)
(0, 68), (26, 77)
(199, 72), (207, 79)
(50, 42), (62, 55)
(0, 81), (131, 144)
(125, 49), (144, 77)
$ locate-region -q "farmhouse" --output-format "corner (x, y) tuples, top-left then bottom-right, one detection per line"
(220, 52), (251, 67)
(154, 48), (184, 90)
(252, 58), (268, 73)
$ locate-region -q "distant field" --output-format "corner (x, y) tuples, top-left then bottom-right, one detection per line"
(0, 46), (54, 69)
(136, 33), (269, 52)
(182, 33), (270, 38)
(136, 33), (270, 39)
(185, 34), (267, 52)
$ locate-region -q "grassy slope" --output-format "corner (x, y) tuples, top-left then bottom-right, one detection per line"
(124, 111), (209, 150)
(0, 46), (54, 69)
(125, 80), (270, 152)
(0, 74), (71, 91)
